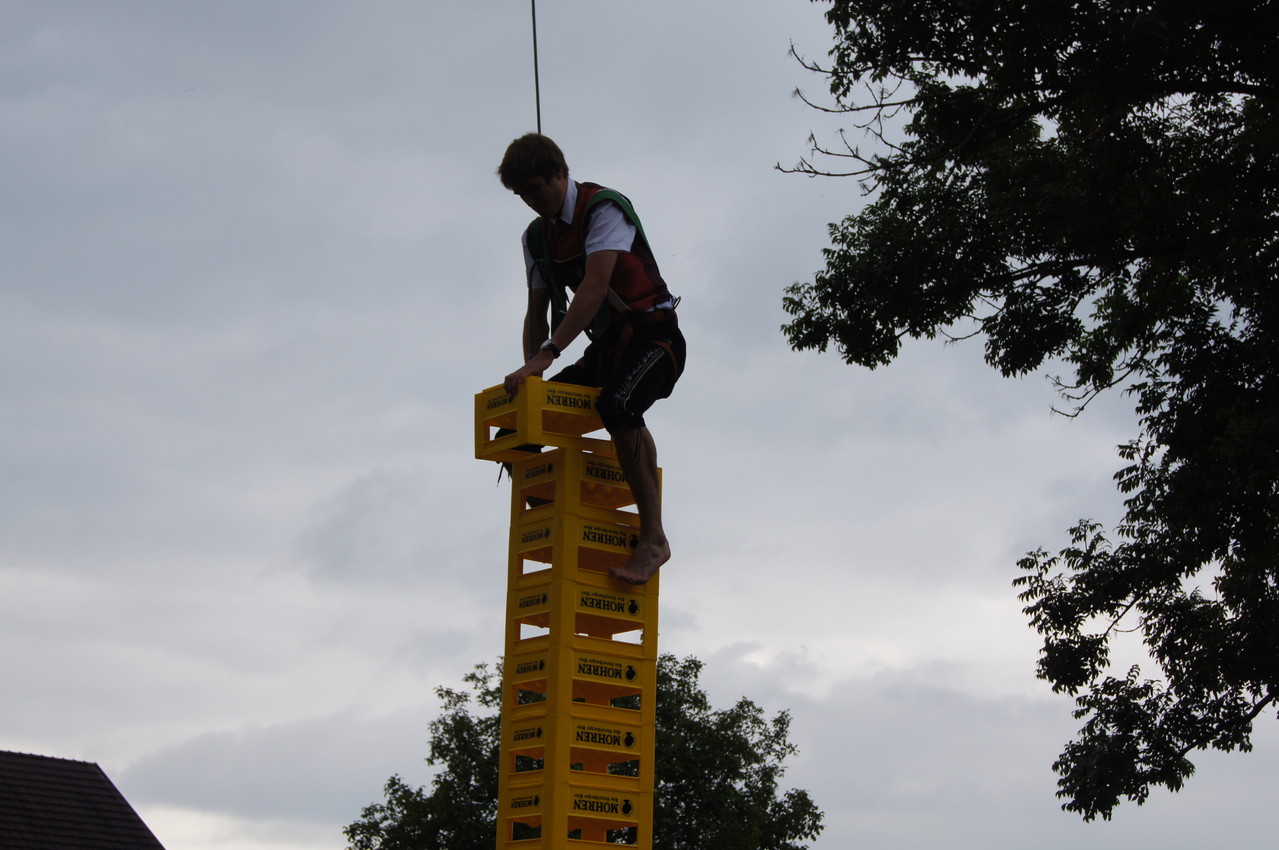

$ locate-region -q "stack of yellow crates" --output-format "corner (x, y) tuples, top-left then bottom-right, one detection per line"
(475, 377), (659, 850)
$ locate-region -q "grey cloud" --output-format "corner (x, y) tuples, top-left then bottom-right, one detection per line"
(119, 707), (435, 822)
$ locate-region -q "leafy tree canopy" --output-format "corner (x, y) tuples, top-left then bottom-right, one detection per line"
(783, 0), (1278, 821)
(344, 655), (823, 850)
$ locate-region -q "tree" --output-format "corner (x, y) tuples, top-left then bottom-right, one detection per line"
(344, 654), (823, 850)
(781, 0), (1278, 821)
(344, 666), (501, 850)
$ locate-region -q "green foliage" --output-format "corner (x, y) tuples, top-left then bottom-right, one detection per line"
(344, 655), (823, 850)
(344, 667), (501, 850)
(785, 0), (1278, 821)
(651, 655), (823, 849)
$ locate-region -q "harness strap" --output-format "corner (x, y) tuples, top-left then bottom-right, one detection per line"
(650, 339), (683, 377)
(609, 315), (682, 377)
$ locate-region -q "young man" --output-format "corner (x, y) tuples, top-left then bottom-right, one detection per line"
(497, 133), (686, 585)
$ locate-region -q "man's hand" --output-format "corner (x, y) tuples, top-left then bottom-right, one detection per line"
(504, 349), (557, 396)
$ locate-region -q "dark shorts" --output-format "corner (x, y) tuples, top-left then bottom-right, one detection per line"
(551, 317), (686, 432)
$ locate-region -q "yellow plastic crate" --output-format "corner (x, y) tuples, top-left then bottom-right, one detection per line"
(509, 449), (657, 522)
(503, 646), (655, 718)
(510, 510), (665, 590)
(498, 781), (651, 850)
(506, 579), (654, 651)
(476, 377), (614, 462)
(500, 712), (649, 793)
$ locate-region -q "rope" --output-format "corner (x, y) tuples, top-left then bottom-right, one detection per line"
(530, 0), (542, 133)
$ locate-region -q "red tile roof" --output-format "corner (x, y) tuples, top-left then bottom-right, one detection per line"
(0, 750), (166, 849)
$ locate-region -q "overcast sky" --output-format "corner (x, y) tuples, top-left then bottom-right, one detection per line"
(3, 2), (1275, 849)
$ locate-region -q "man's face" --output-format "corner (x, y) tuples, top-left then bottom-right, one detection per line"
(512, 170), (568, 219)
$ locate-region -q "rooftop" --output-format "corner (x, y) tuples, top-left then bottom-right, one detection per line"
(0, 750), (165, 849)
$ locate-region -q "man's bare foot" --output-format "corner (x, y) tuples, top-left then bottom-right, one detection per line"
(609, 539), (671, 585)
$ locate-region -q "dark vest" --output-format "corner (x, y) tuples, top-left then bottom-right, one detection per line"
(524, 182), (673, 335)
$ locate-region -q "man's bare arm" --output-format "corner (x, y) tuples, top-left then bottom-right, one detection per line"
(523, 287), (551, 361)
(505, 250), (618, 395)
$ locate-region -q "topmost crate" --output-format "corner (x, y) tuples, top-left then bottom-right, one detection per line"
(476, 377), (614, 462)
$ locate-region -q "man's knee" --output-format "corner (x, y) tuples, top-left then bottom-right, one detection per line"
(596, 394), (642, 435)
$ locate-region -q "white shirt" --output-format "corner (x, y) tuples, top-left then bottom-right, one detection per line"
(523, 180), (637, 290)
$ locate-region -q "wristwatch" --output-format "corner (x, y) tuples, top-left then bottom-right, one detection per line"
(539, 339), (561, 359)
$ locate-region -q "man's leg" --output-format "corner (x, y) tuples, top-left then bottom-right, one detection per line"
(609, 424), (670, 584)
(594, 318), (684, 585)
